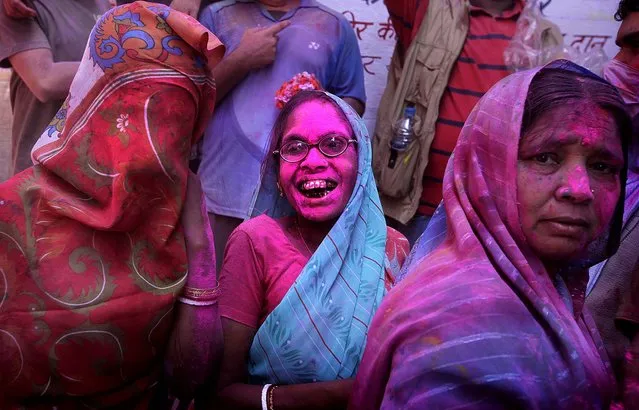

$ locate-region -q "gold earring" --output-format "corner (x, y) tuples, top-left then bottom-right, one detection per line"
(277, 182), (284, 197)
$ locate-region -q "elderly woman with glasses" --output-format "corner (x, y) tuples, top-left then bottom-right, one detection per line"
(211, 90), (409, 410)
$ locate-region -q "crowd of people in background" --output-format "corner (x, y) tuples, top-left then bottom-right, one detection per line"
(0, 0), (638, 409)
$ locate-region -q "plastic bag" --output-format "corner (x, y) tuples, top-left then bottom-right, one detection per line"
(559, 45), (609, 76)
(504, 0), (608, 75)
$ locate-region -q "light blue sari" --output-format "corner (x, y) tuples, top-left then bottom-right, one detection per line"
(246, 93), (387, 384)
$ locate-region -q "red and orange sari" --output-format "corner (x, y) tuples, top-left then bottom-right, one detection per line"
(0, 3), (223, 408)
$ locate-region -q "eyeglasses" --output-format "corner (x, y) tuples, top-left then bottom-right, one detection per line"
(273, 135), (357, 163)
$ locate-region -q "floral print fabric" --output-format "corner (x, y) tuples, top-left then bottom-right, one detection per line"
(0, 3), (223, 408)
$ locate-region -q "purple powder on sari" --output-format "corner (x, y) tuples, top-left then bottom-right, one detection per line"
(349, 61), (618, 410)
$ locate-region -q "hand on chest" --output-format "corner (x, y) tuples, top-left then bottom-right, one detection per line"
(227, 20), (335, 67)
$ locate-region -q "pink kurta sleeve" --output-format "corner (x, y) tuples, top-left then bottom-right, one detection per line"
(384, 227), (410, 286)
(218, 229), (264, 328)
(386, 227), (410, 265)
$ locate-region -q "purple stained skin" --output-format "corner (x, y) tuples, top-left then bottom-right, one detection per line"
(184, 187), (218, 289)
(165, 174), (222, 403)
(516, 104), (624, 269)
(278, 100), (359, 224)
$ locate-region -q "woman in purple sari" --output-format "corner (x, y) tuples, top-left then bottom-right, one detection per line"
(349, 61), (631, 409)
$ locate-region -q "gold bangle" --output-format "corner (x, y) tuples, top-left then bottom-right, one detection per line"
(267, 384), (278, 410)
(181, 284), (220, 301)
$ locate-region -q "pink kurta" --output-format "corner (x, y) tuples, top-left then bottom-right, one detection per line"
(219, 215), (409, 328)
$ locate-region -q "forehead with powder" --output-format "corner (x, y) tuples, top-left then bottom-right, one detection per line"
(519, 103), (623, 158)
(282, 100), (353, 143)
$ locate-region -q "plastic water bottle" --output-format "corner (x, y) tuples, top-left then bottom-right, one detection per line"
(390, 105), (416, 151)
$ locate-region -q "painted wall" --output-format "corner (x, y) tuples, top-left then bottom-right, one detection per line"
(320, 0), (623, 132)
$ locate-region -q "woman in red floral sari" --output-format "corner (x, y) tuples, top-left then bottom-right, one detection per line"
(0, 2), (224, 408)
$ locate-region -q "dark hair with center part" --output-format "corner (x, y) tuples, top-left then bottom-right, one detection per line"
(268, 90), (352, 171)
(521, 67), (631, 140)
(615, 0), (639, 21)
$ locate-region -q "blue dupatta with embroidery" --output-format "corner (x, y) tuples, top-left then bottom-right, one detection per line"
(246, 93), (387, 384)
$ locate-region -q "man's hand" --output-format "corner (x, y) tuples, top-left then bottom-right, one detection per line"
(234, 20), (290, 70)
(3, 0), (36, 19)
(170, 0), (201, 18)
(210, 20), (291, 102)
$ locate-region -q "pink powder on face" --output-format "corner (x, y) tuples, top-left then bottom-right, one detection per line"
(517, 104), (623, 264)
(564, 165), (593, 201)
(278, 100), (358, 223)
(522, 105), (621, 150)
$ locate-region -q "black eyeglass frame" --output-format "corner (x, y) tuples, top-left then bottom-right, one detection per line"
(273, 136), (358, 163)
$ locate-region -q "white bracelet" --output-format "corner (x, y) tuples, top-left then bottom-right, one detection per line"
(261, 384), (272, 410)
(177, 296), (218, 306)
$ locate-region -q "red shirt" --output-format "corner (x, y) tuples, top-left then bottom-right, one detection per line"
(385, 0), (523, 216)
(384, 0), (429, 59)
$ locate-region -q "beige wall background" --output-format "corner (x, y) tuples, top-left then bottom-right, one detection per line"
(0, 69), (11, 182)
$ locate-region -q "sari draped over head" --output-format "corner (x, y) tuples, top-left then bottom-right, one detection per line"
(350, 61), (625, 410)
(247, 93), (388, 384)
(0, 2), (223, 408)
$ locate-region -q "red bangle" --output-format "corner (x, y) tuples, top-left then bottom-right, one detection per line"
(181, 284), (220, 301)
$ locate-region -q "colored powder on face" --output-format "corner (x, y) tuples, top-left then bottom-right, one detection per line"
(516, 103), (623, 265)
(277, 100), (358, 223)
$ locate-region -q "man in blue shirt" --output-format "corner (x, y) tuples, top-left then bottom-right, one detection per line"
(199, 0), (366, 267)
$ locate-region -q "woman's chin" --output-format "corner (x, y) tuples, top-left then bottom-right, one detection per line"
(535, 246), (590, 267)
(293, 201), (345, 223)
(296, 208), (342, 223)
(290, 192), (348, 223)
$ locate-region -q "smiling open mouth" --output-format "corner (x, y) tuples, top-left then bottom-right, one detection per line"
(298, 179), (338, 198)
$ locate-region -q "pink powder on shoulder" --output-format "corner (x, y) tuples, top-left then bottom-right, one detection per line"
(219, 216), (407, 327)
(218, 216), (308, 328)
